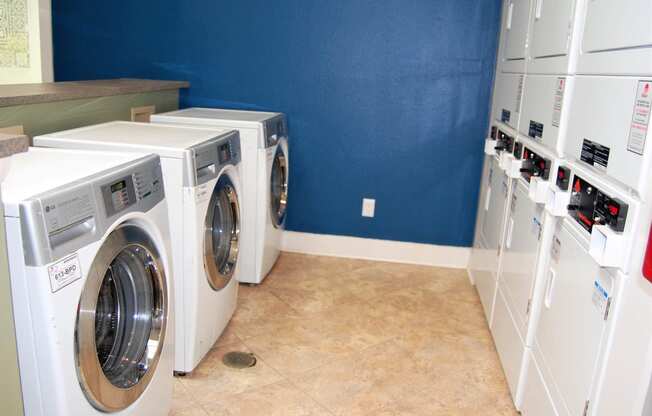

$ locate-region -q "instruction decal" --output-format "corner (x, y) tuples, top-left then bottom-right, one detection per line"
(581, 139), (610, 171)
(529, 120), (544, 139)
(501, 109), (511, 124)
(48, 254), (82, 293)
(592, 280), (609, 315)
(552, 77), (566, 127)
(627, 80), (652, 155)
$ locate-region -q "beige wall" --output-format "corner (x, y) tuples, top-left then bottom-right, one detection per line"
(0, 90), (179, 138)
(0, 188), (24, 416)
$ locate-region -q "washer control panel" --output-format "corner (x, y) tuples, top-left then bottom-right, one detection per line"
(568, 175), (629, 233)
(520, 147), (551, 182)
(556, 166), (571, 191)
(263, 114), (287, 148)
(190, 130), (241, 186)
(495, 129), (515, 154)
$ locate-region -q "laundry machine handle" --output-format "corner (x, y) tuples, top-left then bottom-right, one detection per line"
(544, 268), (556, 309)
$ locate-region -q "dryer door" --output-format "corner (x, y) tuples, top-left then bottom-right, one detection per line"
(76, 224), (168, 412)
(204, 173), (240, 290)
(270, 144), (288, 228)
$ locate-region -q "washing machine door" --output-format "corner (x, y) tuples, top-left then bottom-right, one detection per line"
(204, 173), (240, 290)
(270, 144), (288, 228)
(76, 224), (168, 413)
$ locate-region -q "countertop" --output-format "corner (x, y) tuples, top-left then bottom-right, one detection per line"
(0, 133), (29, 159)
(0, 79), (190, 108)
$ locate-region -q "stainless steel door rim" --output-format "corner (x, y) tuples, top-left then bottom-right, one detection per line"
(204, 174), (241, 290)
(76, 224), (168, 412)
(270, 145), (288, 228)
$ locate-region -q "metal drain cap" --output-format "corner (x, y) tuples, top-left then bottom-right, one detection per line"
(223, 351), (257, 369)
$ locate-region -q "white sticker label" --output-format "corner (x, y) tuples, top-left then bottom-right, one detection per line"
(592, 280), (609, 315)
(516, 75), (525, 114)
(531, 216), (542, 238)
(48, 254), (82, 293)
(195, 183), (211, 202)
(552, 77), (566, 128)
(627, 80), (652, 155)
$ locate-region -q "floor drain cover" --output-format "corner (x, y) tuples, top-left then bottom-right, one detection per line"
(223, 351), (257, 369)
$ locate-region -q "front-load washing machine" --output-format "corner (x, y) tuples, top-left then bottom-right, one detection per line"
(521, 161), (639, 416)
(152, 108), (289, 285)
(470, 127), (522, 325)
(490, 136), (561, 410)
(2, 147), (173, 416)
(34, 121), (243, 374)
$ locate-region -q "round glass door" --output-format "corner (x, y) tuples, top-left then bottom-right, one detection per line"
(270, 145), (288, 228)
(76, 224), (167, 412)
(204, 174), (240, 290)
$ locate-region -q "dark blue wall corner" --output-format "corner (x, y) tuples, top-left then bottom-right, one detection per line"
(53, 0), (502, 247)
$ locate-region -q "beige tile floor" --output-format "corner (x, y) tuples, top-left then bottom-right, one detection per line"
(171, 253), (518, 416)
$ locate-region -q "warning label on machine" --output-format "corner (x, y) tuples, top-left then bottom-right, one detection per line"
(627, 80), (652, 156)
(581, 139), (610, 171)
(552, 78), (566, 127)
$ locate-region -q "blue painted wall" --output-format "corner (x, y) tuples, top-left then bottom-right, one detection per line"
(53, 0), (501, 247)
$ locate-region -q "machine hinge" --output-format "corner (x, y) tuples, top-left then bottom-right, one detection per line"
(583, 399), (590, 416)
(604, 297), (613, 321)
(526, 299), (532, 315)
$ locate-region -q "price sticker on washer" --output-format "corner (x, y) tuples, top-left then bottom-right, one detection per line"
(48, 254), (82, 292)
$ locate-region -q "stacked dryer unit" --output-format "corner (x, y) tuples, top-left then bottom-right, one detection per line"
(488, 0), (586, 411)
(34, 122), (244, 375)
(514, 1), (652, 415)
(469, 0), (529, 326)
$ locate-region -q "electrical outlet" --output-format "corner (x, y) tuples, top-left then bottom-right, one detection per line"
(362, 198), (375, 218)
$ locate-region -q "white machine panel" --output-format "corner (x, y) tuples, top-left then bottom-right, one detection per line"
(500, 182), (544, 341)
(501, 0), (533, 73)
(578, 0), (652, 75)
(564, 76), (652, 196)
(521, 352), (560, 416)
(534, 221), (615, 416)
(520, 76), (574, 156)
(471, 156), (514, 322)
(493, 73), (525, 131)
(527, 0), (583, 74)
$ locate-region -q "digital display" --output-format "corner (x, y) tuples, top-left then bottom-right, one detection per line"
(218, 143), (231, 163)
(111, 180), (127, 193)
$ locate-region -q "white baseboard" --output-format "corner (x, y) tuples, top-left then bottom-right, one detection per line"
(281, 231), (470, 269)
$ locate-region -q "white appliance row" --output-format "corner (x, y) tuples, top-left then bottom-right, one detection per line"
(496, 0), (652, 76)
(471, 70), (652, 414)
(2, 109), (290, 415)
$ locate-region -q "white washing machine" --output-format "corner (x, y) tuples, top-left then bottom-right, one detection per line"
(491, 136), (561, 410)
(470, 127), (522, 325)
(492, 73), (526, 132)
(34, 121), (243, 374)
(563, 76), (652, 197)
(499, 0), (533, 73)
(521, 162), (638, 416)
(518, 75), (575, 157)
(2, 148), (173, 415)
(525, 0), (586, 75)
(151, 108), (289, 285)
(576, 0), (652, 75)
